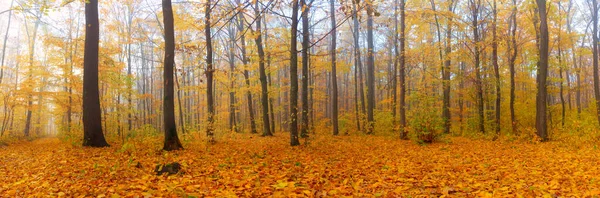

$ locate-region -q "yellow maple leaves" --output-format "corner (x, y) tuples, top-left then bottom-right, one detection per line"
(1, 134), (600, 196)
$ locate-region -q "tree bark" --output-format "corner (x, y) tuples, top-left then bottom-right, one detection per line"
(330, 0), (339, 136)
(470, 0), (484, 133)
(509, 0), (518, 134)
(162, 0), (183, 150)
(492, 0), (500, 135)
(227, 24), (238, 132)
(536, 0), (549, 141)
(593, 0), (600, 127)
(206, 0), (215, 142)
(82, 0), (109, 147)
(351, 0), (364, 132)
(290, 0), (300, 146)
(399, 0), (407, 139)
(255, 0), (272, 137)
(365, 0), (376, 134)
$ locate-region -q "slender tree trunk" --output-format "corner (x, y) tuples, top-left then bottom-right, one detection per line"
(127, 11), (133, 133)
(351, 0), (364, 132)
(300, 0), (310, 138)
(365, 0), (376, 135)
(443, 1), (454, 134)
(264, 14), (276, 134)
(471, 0), (484, 133)
(205, 0), (215, 142)
(162, 0), (183, 150)
(392, 0), (399, 126)
(227, 25), (238, 132)
(593, 0), (600, 127)
(24, 17), (40, 137)
(536, 0), (549, 141)
(174, 65), (186, 134)
(330, 0), (339, 136)
(492, 0), (500, 135)
(0, 0), (14, 85)
(290, 0), (300, 146)
(399, 0), (407, 139)
(255, 1), (272, 137)
(558, 2), (565, 126)
(82, 0), (109, 147)
(509, 0), (518, 134)
(559, 48), (566, 126)
(236, 2), (257, 134)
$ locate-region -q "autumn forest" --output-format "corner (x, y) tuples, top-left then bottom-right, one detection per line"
(1, 0), (600, 196)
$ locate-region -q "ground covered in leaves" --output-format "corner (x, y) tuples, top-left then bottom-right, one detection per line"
(1, 133), (600, 197)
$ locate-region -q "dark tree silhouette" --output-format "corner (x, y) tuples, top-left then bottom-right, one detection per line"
(161, 0), (183, 151)
(536, 0), (549, 141)
(290, 0), (300, 146)
(82, 0), (109, 147)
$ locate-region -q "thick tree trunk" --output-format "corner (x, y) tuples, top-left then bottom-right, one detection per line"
(290, 0), (300, 146)
(162, 0), (183, 150)
(536, 0), (549, 141)
(82, 0), (109, 147)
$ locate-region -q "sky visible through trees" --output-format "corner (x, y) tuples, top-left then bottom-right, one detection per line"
(2, 0), (600, 196)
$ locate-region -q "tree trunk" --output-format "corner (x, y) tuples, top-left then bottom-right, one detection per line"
(290, 0), (300, 146)
(174, 65), (186, 134)
(443, 1), (454, 134)
(255, 0), (272, 137)
(24, 15), (40, 137)
(593, 0), (600, 127)
(471, 0), (484, 133)
(82, 0), (109, 147)
(127, 9), (133, 133)
(365, 0), (376, 135)
(536, 0), (549, 141)
(300, 0), (310, 138)
(330, 0), (339, 136)
(509, 0), (518, 134)
(227, 24), (238, 132)
(492, 0), (500, 135)
(351, 0), (364, 132)
(399, 0), (407, 139)
(236, 1), (257, 134)
(264, 14), (276, 134)
(205, 0), (215, 142)
(162, 0), (183, 150)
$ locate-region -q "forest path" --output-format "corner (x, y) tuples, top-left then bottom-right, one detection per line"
(0, 135), (599, 197)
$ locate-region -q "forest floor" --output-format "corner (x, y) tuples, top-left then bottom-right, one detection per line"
(1, 133), (600, 197)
